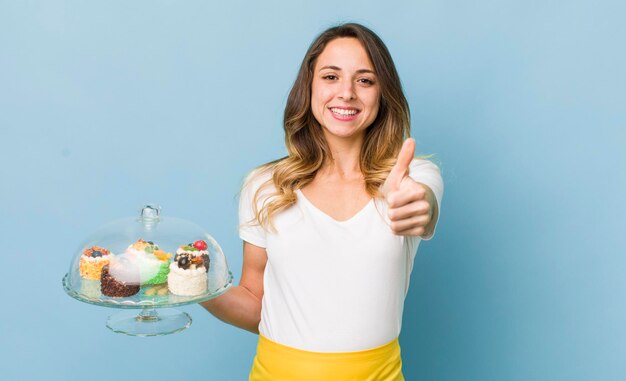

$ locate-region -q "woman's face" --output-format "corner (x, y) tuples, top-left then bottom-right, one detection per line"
(311, 38), (380, 142)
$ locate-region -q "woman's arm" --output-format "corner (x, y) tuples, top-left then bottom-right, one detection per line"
(384, 140), (438, 237)
(200, 241), (267, 333)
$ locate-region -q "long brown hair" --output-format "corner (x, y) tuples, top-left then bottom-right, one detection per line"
(251, 23), (411, 229)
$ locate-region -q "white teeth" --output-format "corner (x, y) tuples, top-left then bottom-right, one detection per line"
(331, 108), (357, 116)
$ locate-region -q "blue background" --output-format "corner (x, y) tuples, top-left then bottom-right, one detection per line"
(1, 1), (624, 380)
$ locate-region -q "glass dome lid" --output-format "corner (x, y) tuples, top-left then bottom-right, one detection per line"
(62, 204), (233, 336)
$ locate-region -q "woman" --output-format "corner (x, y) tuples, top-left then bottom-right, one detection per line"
(202, 23), (443, 380)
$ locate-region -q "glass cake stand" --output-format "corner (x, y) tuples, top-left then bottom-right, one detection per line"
(62, 205), (233, 336)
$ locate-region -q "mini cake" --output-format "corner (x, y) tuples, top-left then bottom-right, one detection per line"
(143, 248), (171, 285)
(125, 239), (172, 285)
(167, 240), (210, 296)
(79, 246), (111, 280)
(100, 263), (140, 297)
(100, 252), (141, 297)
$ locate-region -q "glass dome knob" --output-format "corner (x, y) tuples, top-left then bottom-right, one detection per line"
(140, 204), (161, 228)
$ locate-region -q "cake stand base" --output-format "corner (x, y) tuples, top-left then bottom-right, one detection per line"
(106, 307), (192, 336)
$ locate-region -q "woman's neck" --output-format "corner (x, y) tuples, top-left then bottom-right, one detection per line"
(320, 132), (364, 180)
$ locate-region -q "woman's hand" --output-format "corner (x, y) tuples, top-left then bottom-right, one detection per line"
(383, 138), (438, 237)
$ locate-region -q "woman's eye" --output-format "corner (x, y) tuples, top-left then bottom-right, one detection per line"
(322, 75), (338, 80)
(358, 78), (375, 85)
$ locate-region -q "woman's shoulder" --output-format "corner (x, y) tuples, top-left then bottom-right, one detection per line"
(241, 161), (280, 195)
(408, 157), (444, 195)
(244, 165), (273, 186)
(409, 157), (441, 173)
(239, 162), (283, 216)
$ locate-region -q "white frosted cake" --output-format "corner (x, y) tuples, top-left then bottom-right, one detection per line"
(167, 240), (210, 296)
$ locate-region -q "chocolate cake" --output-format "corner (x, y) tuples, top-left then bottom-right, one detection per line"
(100, 264), (139, 297)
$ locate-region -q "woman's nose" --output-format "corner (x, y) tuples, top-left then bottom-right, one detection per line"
(338, 79), (356, 101)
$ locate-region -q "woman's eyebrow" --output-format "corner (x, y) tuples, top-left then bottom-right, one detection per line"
(318, 65), (376, 74)
(319, 65), (341, 72)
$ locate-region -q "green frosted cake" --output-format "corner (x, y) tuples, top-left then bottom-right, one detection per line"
(143, 260), (170, 285)
(125, 239), (172, 285)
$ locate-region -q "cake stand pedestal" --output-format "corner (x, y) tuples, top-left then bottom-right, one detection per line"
(106, 307), (192, 336)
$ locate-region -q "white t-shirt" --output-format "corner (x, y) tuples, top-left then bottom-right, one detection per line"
(239, 159), (443, 352)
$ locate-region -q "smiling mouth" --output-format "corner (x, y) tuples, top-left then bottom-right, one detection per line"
(330, 107), (360, 116)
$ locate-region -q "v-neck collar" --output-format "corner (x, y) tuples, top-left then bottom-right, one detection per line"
(296, 189), (374, 224)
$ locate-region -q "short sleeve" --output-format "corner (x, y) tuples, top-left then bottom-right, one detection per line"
(238, 169), (272, 248)
(408, 158), (444, 240)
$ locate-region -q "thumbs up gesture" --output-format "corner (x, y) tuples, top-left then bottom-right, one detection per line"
(383, 138), (437, 237)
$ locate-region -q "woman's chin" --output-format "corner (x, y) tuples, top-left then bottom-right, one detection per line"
(322, 125), (366, 141)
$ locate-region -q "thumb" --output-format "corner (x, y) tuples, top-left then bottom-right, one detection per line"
(384, 138), (415, 193)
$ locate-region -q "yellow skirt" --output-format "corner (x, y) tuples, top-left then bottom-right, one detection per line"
(249, 335), (404, 381)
